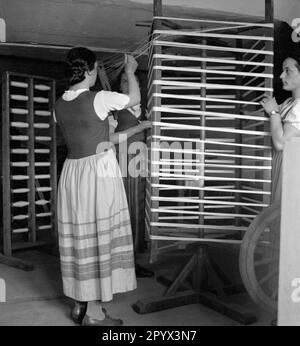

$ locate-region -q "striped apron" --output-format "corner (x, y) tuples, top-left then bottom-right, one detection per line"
(57, 149), (137, 302)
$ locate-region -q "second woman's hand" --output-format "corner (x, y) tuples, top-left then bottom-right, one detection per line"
(125, 54), (138, 74)
(138, 121), (152, 131)
(260, 96), (279, 115)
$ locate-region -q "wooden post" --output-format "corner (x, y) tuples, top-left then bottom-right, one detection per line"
(264, 0), (273, 205)
(192, 40), (207, 290)
(49, 79), (58, 248)
(28, 77), (37, 243)
(2, 72), (12, 256)
(235, 40), (242, 228)
(153, 0), (162, 19)
(149, 0), (163, 262)
(278, 138), (300, 326)
(265, 0), (274, 23)
(198, 40), (206, 237)
(264, 0), (276, 310)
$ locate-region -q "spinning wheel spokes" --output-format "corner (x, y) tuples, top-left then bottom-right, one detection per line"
(239, 201), (281, 313)
(254, 257), (279, 267)
(258, 267), (279, 286)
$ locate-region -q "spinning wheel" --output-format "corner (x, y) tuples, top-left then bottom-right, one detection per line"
(239, 201), (280, 313)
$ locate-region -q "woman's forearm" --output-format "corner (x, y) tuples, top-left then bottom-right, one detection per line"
(270, 114), (284, 151)
(110, 125), (141, 144)
(126, 71), (141, 107)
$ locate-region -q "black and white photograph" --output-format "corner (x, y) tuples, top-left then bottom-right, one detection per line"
(0, 0), (299, 330)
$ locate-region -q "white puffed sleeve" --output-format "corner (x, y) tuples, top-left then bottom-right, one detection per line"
(93, 90), (129, 120)
(284, 100), (300, 131)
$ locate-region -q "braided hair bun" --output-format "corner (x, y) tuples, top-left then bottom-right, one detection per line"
(65, 47), (97, 86)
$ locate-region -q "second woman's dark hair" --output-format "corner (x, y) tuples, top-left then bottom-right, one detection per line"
(287, 49), (300, 72)
(65, 47), (97, 86)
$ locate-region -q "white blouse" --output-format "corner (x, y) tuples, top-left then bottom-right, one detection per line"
(280, 97), (300, 131)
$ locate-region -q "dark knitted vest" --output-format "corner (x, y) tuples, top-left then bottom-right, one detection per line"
(55, 91), (109, 159)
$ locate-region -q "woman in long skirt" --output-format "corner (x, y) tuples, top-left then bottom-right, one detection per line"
(260, 51), (300, 325)
(55, 47), (140, 326)
(260, 51), (300, 202)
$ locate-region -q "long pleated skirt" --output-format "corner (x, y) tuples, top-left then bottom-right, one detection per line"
(57, 149), (137, 302)
(271, 150), (282, 204)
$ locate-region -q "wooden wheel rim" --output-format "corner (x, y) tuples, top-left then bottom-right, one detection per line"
(239, 201), (280, 313)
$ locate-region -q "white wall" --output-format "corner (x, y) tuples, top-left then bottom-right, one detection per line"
(284, 0), (300, 27)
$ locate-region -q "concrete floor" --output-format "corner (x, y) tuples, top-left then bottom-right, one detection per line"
(0, 247), (274, 326)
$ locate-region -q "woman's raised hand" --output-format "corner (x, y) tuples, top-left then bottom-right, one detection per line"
(125, 54), (138, 74)
(138, 121), (152, 131)
(260, 95), (279, 115)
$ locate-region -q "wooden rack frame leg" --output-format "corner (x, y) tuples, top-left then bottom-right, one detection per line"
(132, 245), (257, 325)
(0, 253), (34, 271)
